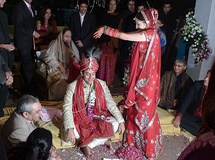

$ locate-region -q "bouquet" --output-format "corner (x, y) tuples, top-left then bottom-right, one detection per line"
(182, 11), (212, 65)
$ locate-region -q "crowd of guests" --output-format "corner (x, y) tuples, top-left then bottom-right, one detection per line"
(1, 0), (214, 159)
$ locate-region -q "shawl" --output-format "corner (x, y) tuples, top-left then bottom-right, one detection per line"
(43, 30), (79, 69)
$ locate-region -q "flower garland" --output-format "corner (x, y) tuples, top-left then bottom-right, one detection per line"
(182, 11), (213, 65)
(85, 84), (110, 120)
(86, 85), (96, 119)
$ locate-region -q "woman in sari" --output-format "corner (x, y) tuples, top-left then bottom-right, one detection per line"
(36, 7), (58, 45)
(41, 28), (80, 100)
(94, 8), (163, 159)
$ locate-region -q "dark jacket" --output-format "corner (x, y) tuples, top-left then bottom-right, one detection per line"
(177, 80), (205, 115)
(69, 11), (96, 50)
(13, 1), (36, 50)
(0, 10), (14, 69)
(159, 70), (193, 109)
(0, 55), (10, 85)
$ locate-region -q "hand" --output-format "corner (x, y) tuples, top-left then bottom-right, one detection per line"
(173, 116), (181, 128)
(49, 148), (62, 160)
(58, 64), (66, 77)
(173, 99), (179, 106)
(75, 40), (83, 47)
(93, 26), (104, 39)
(2, 44), (15, 51)
(55, 156), (62, 160)
(119, 105), (127, 114)
(5, 72), (13, 86)
(33, 31), (40, 38)
(66, 128), (76, 144)
(118, 122), (125, 135)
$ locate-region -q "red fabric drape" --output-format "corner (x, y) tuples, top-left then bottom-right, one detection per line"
(72, 78), (114, 147)
(67, 59), (80, 83)
(123, 9), (163, 158)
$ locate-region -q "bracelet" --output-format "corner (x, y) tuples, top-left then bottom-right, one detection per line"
(104, 25), (109, 34)
(104, 26), (119, 38)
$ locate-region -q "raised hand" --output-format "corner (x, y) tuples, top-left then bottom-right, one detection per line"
(93, 26), (105, 39)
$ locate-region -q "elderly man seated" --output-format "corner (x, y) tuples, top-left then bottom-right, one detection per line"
(0, 95), (61, 159)
(63, 56), (125, 157)
(1, 95), (41, 152)
(158, 59), (193, 110)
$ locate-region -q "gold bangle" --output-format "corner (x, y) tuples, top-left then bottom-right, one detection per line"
(104, 25), (109, 34)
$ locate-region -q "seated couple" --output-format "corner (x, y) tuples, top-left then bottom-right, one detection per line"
(62, 56), (125, 157)
(39, 28), (80, 100)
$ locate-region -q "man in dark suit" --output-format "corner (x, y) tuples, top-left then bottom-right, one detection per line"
(13, 0), (40, 94)
(69, 0), (96, 59)
(173, 70), (211, 136)
(0, 0), (15, 69)
(0, 0), (15, 117)
(0, 55), (13, 117)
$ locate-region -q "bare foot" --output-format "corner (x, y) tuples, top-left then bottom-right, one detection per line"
(81, 146), (94, 157)
(105, 139), (113, 150)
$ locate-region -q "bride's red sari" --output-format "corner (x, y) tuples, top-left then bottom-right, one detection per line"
(124, 9), (163, 159)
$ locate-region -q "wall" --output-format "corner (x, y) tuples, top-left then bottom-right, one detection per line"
(187, 0), (215, 80)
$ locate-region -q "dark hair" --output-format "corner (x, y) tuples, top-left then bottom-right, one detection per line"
(40, 6), (54, 25)
(137, 0), (147, 8)
(163, 0), (172, 6)
(16, 95), (40, 114)
(78, 0), (88, 5)
(62, 27), (71, 35)
(135, 11), (145, 21)
(106, 0), (118, 5)
(199, 61), (215, 134)
(24, 128), (52, 160)
(127, 0), (135, 4)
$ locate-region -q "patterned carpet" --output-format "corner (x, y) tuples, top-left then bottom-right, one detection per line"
(56, 135), (190, 160)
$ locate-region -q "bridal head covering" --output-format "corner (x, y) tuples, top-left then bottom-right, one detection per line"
(134, 8), (158, 30)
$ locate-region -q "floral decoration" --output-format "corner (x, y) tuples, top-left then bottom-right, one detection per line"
(182, 11), (213, 65)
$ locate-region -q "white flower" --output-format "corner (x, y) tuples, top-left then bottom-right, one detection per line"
(182, 11), (212, 65)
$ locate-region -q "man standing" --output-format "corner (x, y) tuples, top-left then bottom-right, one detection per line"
(0, 0), (15, 117)
(63, 56), (125, 157)
(0, 0), (15, 69)
(13, 0), (40, 94)
(69, 0), (96, 59)
(159, 1), (177, 74)
(159, 1), (176, 50)
(0, 55), (13, 117)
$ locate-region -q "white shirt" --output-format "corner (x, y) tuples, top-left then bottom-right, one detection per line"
(79, 12), (86, 26)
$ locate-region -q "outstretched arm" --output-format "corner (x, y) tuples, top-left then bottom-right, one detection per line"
(93, 25), (148, 42)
